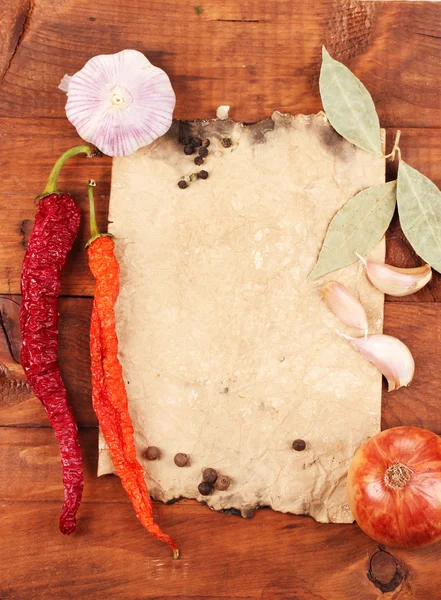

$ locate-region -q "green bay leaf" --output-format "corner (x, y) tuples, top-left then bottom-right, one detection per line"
(308, 181), (397, 280)
(319, 47), (382, 157)
(397, 161), (441, 273)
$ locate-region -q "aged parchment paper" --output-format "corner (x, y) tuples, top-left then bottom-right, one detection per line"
(99, 112), (385, 523)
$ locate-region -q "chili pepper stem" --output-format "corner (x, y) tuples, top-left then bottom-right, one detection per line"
(88, 180), (100, 238)
(41, 145), (99, 197)
(86, 180), (114, 247)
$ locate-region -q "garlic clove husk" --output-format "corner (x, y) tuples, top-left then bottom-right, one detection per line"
(216, 105), (230, 120)
(357, 254), (432, 297)
(321, 281), (368, 335)
(58, 75), (72, 93)
(61, 50), (176, 157)
(341, 333), (415, 391)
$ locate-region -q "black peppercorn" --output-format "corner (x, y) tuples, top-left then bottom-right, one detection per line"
(198, 147), (209, 158)
(190, 137), (202, 147)
(143, 446), (161, 460)
(202, 468), (218, 484)
(178, 180), (188, 189)
(292, 439), (306, 451)
(198, 170), (209, 180)
(184, 145), (194, 155)
(174, 452), (190, 466)
(198, 482), (213, 496)
(201, 138), (210, 148)
(215, 475), (231, 491)
(222, 138), (232, 148)
(180, 135), (191, 146)
(194, 156), (204, 166)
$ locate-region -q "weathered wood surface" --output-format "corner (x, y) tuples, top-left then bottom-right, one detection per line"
(1, 0), (441, 598)
(0, 0), (29, 84)
(0, 295), (95, 426)
(0, 118), (111, 297)
(1, 425), (440, 600)
(1, 0), (441, 126)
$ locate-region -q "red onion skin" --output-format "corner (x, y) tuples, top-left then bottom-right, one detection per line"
(347, 426), (441, 549)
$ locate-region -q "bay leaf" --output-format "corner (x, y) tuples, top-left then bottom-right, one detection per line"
(308, 181), (397, 280)
(397, 161), (441, 273)
(319, 47), (382, 157)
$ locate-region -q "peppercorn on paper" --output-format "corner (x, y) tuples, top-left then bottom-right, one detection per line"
(100, 112), (385, 523)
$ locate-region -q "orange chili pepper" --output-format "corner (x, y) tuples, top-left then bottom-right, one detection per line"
(86, 180), (179, 559)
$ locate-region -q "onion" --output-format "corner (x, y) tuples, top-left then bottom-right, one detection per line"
(347, 426), (441, 549)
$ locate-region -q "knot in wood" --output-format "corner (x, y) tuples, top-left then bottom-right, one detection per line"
(368, 548), (406, 593)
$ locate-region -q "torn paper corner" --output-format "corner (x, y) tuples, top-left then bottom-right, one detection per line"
(100, 112), (385, 523)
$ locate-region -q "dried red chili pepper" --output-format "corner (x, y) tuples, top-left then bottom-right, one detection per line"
(86, 181), (179, 559)
(20, 146), (97, 535)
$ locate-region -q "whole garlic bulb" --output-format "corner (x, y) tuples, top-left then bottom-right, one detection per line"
(60, 50), (176, 157)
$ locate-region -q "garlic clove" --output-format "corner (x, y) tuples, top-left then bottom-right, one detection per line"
(341, 334), (415, 391)
(58, 75), (72, 93)
(357, 254), (432, 297)
(61, 50), (176, 157)
(216, 105), (230, 120)
(321, 281), (368, 335)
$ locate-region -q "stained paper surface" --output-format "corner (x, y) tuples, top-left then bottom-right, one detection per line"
(100, 112), (385, 523)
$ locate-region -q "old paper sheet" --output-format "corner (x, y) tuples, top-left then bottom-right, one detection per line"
(100, 112), (385, 523)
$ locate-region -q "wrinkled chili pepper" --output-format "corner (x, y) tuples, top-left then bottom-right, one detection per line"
(20, 146), (97, 535)
(86, 181), (179, 559)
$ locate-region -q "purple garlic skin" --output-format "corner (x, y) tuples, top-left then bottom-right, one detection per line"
(62, 49), (176, 157)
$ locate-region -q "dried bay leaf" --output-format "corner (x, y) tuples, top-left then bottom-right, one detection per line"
(397, 161), (441, 273)
(309, 181), (397, 280)
(319, 47), (382, 157)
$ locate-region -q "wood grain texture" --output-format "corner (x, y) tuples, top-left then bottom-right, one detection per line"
(0, 117), (111, 297)
(0, 295), (95, 426)
(382, 303), (441, 431)
(2, 296), (441, 433)
(0, 0), (31, 83)
(1, 119), (441, 297)
(0, 0), (441, 126)
(385, 128), (441, 302)
(1, 426), (440, 600)
(2, 0), (441, 597)
(1, 428), (123, 502)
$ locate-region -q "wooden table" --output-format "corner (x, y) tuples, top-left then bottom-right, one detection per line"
(1, 1), (441, 598)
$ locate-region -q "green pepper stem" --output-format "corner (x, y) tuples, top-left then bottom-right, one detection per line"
(86, 180), (114, 248)
(88, 180), (100, 239)
(43, 145), (97, 196)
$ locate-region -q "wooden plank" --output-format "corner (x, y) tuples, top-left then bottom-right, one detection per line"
(0, 503), (402, 600)
(1, 119), (441, 297)
(385, 128), (441, 303)
(382, 302), (441, 431)
(0, 0), (30, 83)
(0, 295), (96, 426)
(0, 117), (111, 297)
(2, 296), (441, 432)
(0, 427), (124, 503)
(0, 1), (441, 127)
(0, 425), (440, 599)
(2, 1), (441, 596)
